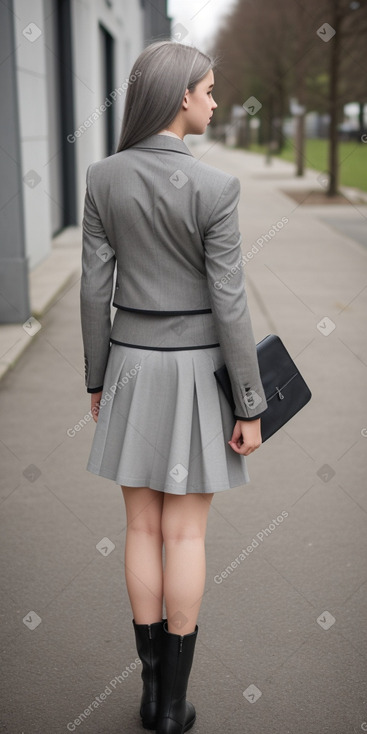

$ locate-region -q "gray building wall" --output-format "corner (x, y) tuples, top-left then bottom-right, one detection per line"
(142, 0), (171, 44)
(0, 2), (31, 323)
(0, 0), (148, 324)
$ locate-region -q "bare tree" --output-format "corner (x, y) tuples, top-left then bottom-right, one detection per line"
(210, 0), (367, 195)
(321, 0), (367, 194)
(210, 0), (319, 153)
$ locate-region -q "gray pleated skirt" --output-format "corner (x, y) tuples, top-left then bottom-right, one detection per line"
(86, 343), (250, 494)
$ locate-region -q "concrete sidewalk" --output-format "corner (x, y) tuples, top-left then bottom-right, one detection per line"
(0, 143), (366, 734)
(0, 227), (82, 382)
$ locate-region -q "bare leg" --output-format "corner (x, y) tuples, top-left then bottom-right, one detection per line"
(161, 492), (214, 636)
(121, 485), (164, 624)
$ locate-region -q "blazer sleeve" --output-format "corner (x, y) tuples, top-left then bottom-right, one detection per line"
(203, 175), (268, 421)
(80, 164), (116, 393)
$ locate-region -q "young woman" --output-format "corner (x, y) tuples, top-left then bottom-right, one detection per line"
(80, 40), (267, 734)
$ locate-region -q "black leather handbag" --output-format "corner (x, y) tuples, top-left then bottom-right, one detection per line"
(214, 334), (312, 442)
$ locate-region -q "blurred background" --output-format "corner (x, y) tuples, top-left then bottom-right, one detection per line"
(207, 0), (367, 194)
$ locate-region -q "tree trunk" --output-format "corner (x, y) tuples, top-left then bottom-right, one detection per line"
(327, 3), (341, 196)
(295, 113), (305, 176)
(358, 102), (365, 139)
(295, 4), (307, 177)
(277, 84), (285, 153)
(265, 94), (274, 164)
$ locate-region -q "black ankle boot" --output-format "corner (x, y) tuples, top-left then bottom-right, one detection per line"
(156, 621), (198, 734)
(132, 618), (165, 730)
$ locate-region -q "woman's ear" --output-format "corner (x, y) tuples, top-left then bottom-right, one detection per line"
(182, 88), (190, 110)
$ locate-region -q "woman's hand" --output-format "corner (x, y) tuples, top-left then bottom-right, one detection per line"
(228, 418), (262, 456)
(91, 391), (103, 423)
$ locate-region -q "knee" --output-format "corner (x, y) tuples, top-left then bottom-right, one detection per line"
(128, 519), (163, 539)
(161, 524), (204, 545)
(161, 494), (212, 545)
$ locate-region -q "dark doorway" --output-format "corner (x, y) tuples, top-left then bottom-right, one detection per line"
(56, 0), (77, 226)
(100, 25), (115, 157)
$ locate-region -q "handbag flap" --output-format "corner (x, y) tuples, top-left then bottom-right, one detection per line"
(214, 333), (312, 441)
(257, 335), (300, 400)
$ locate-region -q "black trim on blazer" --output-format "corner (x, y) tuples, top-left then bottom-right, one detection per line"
(87, 385), (104, 394)
(113, 303), (213, 316)
(234, 414), (262, 421)
(110, 339), (220, 351)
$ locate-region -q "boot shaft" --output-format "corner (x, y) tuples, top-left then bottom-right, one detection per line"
(133, 619), (165, 730)
(156, 622), (198, 733)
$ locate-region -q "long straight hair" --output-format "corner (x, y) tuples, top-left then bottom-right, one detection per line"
(116, 41), (214, 152)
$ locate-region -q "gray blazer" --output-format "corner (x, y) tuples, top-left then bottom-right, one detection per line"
(80, 133), (268, 420)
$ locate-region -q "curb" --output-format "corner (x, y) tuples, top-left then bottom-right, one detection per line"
(0, 227), (81, 383)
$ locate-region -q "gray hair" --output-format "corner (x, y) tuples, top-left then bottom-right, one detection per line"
(116, 41), (214, 152)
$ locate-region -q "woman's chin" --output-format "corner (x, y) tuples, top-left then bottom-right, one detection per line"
(186, 124), (207, 136)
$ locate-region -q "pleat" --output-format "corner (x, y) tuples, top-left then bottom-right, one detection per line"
(86, 344), (250, 494)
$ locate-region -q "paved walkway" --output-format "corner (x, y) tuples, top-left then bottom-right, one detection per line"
(1, 142), (366, 734)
